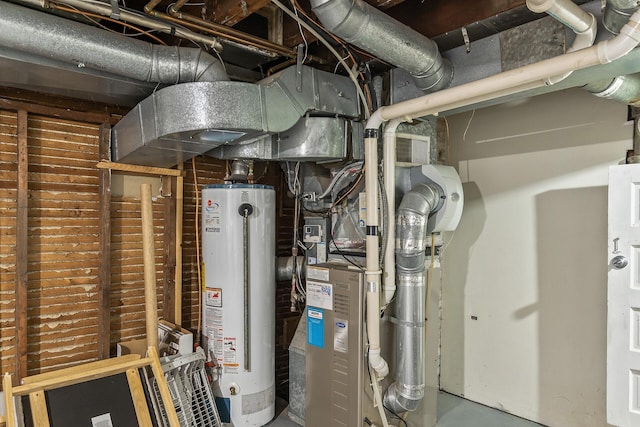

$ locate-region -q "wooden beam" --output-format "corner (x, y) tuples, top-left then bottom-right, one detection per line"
(15, 110), (28, 384)
(386, 0), (527, 39)
(162, 176), (177, 323)
(0, 87), (129, 119)
(206, 0), (273, 26)
(96, 161), (185, 177)
(175, 167), (184, 324)
(283, 0), (529, 51)
(97, 124), (112, 359)
(141, 184), (159, 350)
(0, 97), (111, 124)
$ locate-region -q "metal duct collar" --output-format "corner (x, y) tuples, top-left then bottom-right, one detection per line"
(112, 65), (360, 167)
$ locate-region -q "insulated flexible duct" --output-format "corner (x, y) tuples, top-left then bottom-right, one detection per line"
(0, 1), (228, 84)
(309, 0), (452, 92)
(384, 182), (441, 413)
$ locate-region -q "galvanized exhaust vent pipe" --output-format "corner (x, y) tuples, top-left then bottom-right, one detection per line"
(384, 182), (442, 413)
(309, 0), (453, 93)
(0, 1), (228, 84)
(604, 0), (640, 35)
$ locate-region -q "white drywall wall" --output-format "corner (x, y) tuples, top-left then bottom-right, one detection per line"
(439, 88), (631, 426)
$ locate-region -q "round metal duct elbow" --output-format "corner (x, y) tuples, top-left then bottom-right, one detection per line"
(395, 183), (442, 270)
(310, 0), (452, 92)
(384, 381), (424, 413)
(150, 46), (229, 83)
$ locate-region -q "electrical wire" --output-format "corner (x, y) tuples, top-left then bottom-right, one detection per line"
(329, 227), (364, 271)
(292, 3), (309, 65)
(329, 166), (364, 211)
(56, 0), (215, 49)
(318, 161), (364, 200)
(378, 172), (388, 268)
(462, 109), (476, 143)
(52, 4), (167, 44)
(271, 0), (371, 117)
(382, 402), (409, 427)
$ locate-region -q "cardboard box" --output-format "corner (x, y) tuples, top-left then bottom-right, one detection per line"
(116, 320), (194, 357)
(158, 320), (193, 356)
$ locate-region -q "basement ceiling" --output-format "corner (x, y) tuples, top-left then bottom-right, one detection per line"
(0, 0), (606, 107)
(123, 0), (578, 71)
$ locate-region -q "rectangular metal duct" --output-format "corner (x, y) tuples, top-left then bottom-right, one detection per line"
(111, 65), (360, 167)
(209, 117), (363, 162)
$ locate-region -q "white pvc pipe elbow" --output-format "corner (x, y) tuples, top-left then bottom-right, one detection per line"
(527, 0), (597, 85)
(598, 11), (640, 63)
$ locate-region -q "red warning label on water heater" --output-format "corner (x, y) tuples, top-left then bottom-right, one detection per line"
(205, 288), (222, 307)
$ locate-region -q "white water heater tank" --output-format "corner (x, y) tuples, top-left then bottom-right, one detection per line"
(201, 184), (276, 426)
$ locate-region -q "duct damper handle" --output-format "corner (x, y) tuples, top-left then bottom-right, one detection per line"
(239, 203), (254, 372)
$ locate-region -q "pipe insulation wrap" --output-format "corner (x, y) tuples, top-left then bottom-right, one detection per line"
(309, 0), (452, 92)
(0, 1), (228, 83)
(384, 182), (440, 413)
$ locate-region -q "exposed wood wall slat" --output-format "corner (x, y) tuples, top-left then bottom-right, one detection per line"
(163, 177), (177, 323)
(98, 123), (111, 359)
(15, 110), (28, 383)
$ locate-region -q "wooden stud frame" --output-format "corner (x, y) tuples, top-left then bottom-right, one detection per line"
(2, 347), (180, 427)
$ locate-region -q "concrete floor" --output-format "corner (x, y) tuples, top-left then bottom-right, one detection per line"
(266, 392), (545, 427)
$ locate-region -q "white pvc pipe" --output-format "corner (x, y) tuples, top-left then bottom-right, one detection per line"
(382, 119), (402, 305)
(362, 4), (640, 387)
(527, 0), (597, 84)
(527, 0), (593, 33)
(365, 11), (640, 130)
(364, 132), (389, 380)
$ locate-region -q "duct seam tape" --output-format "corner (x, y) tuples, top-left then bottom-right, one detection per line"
(367, 281), (378, 292)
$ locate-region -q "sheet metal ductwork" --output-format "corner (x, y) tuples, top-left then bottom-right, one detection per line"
(583, 72), (640, 105)
(112, 65), (360, 167)
(604, 0), (640, 34)
(0, 1), (228, 84)
(384, 182), (442, 413)
(310, 0), (453, 92)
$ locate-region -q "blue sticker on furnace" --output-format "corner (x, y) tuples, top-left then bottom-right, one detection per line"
(307, 308), (325, 348)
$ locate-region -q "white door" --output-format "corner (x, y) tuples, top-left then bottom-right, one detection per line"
(608, 164), (640, 426)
